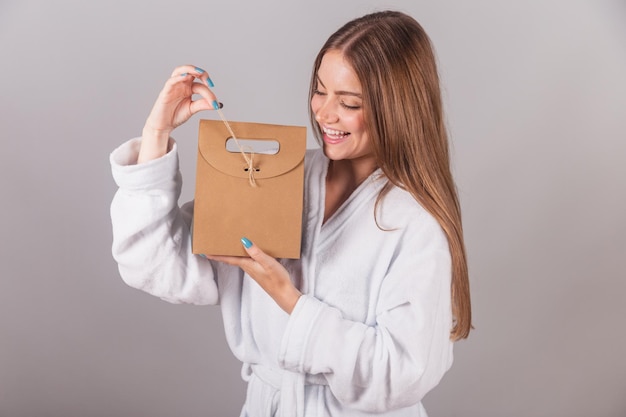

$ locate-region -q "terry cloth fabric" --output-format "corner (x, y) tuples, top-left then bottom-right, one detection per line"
(110, 137), (454, 417)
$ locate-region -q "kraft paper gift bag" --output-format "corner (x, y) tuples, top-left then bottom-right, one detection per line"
(192, 119), (307, 259)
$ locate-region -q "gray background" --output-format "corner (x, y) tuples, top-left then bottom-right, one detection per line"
(1, 0), (625, 416)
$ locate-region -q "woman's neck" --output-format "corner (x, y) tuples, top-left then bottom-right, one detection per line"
(323, 157), (378, 223)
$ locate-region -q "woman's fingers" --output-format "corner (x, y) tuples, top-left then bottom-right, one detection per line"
(203, 238), (301, 314)
(169, 64), (207, 78)
(168, 66), (221, 112)
(240, 238), (275, 270)
(138, 64), (221, 163)
(148, 65), (221, 130)
(169, 64), (215, 89)
(204, 254), (250, 267)
(202, 241), (273, 275)
(161, 67), (214, 98)
(190, 82), (220, 111)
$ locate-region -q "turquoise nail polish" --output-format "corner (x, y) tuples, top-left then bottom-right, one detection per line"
(207, 77), (215, 88)
(241, 237), (252, 248)
(212, 100), (219, 110)
(195, 67), (205, 74)
(199, 254), (207, 258)
(181, 72), (188, 76)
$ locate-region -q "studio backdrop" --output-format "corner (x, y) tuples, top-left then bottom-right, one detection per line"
(1, 0), (625, 416)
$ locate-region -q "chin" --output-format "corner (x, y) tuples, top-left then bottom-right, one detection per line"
(322, 145), (346, 161)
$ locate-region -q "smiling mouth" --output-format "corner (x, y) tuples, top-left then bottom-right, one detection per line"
(322, 127), (350, 143)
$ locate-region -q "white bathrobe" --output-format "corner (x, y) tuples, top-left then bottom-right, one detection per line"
(110, 137), (454, 417)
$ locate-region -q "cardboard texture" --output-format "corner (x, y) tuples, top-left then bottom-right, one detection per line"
(193, 119), (307, 258)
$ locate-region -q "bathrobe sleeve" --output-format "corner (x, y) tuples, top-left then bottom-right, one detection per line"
(109, 137), (219, 305)
(278, 210), (454, 413)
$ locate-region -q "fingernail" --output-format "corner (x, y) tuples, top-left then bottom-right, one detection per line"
(199, 254), (207, 258)
(181, 72), (188, 76)
(194, 67), (205, 74)
(241, 237), (252, 248)
(212, 100), (219, 110)
(207, 77), (214, 88)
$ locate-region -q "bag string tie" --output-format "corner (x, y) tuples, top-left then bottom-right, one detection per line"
(216, 108), (257, 187)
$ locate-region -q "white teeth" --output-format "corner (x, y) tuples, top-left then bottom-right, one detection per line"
(323, 127), (349, 138)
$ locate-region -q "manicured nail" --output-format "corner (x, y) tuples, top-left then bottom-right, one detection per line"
(207, 77), (214, 88)
(199, 254), (207, 258)
(194, 67), (205, 74)
(241, 237), (252, 248)
(181, 72), (188, 76)
(212, 100), (220, 110)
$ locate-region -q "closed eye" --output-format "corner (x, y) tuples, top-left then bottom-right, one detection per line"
(341, 102), (361, 110)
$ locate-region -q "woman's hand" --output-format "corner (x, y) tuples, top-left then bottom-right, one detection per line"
(206, 238), (302, 314)
(138, 65), (219, 163)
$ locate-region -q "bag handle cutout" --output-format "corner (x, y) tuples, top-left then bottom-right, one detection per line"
(226, 138), (280, 155)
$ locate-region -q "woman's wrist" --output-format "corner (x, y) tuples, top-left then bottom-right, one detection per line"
(278, 286), (302, 315)
(138, 125), (171, 163)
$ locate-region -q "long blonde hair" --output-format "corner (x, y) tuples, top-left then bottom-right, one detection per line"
(309, 10), (472, 340)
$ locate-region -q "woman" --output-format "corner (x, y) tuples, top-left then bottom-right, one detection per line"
(110, 10), (471, 417)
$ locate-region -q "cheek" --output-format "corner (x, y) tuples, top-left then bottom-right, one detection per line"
(346, 112), (365, 133)
(310, 96), (322, 116)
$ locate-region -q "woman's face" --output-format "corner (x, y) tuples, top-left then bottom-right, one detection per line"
(311, 50), (374, 164)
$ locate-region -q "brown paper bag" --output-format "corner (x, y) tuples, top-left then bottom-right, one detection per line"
(192, 119), (306, 258)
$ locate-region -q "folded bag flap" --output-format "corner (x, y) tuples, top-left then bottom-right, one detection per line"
(198, 119), (306, 180)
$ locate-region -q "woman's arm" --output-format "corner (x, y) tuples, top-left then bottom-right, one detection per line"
(206, 238), (302, 313)
(138, 64), (218, 163)
(211, 207), (454, 411)
(110, 65), (223, 304)
(278, 215), (454, 412)
(110, 139), (220, 304)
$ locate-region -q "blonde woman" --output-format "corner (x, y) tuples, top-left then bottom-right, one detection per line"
(110, 10), (471, 417)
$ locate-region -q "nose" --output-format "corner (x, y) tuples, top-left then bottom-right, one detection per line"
(314, 99), (339, 124)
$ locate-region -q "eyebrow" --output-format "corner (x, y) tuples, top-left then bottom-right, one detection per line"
(316, 76), (362, 98)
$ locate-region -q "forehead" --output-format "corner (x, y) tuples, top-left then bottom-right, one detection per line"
(317, 50), (362, 92)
